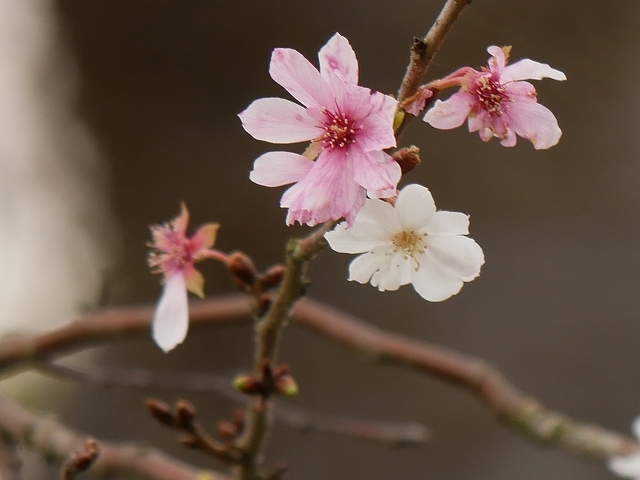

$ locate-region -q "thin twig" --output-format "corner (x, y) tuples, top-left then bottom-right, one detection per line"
(0, 394), (227, 480)
(36, 363), (427, 445)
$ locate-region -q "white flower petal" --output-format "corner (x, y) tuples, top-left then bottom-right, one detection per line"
(608, 454), (640, 479)
(410, 251), (465, 302)
(502, 59), (566, 83)
(371, 250), (410, 291)
(239, 97), (322, 143)
(325, 221), (392, 254)
(395, 184), (436, 232)
(354, 197), (400, 233)
(425, 235), (485, 281)
(152, 274), (189, 353)
(631, 416), (640, 441)
(425, 211), (469, 236)
(318, 33), (358, 84)
(348, 244), (394, 284)
(250, 151), (314, 187)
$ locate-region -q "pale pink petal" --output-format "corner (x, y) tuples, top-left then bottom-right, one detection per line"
(423, 92), (475, 130)
(500, 128), (517, 147)
(356, 109), (397, 151)
(324, 221), (391, 254)
(502, 59), (566, 82)
(172, 202), (189, 235)
(239, 97), (322, 143)
(425, 211), (469, 236)
(411, 251), (465, 302)
(608, 454), (640, 479)
(351, 148), (396, 193)
(318, 33), (358, 84)
(395, 184), (436, 232)
(270, 48), (334, 109)
(505, 80), (536, 98)
(152, 273), (189, 352)
(425, 235), (485, 281)
(190, 223), (219, 252)
(370, 91), (398, 124)
(366, 151), (401, 199)
(403, 87), (434, 116)
(487, 45), (507, 72)
(281, 149), (364, 225)
(348, 244), (395, 284)
(505, 101), (562, 149)
(370, 250), (411, 291)
(467, 114), (485, 133)
(250, 152), (314, 187)
(328, 73), (375, 122)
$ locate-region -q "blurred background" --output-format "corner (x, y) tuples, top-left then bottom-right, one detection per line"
(1, 0), (639, 478)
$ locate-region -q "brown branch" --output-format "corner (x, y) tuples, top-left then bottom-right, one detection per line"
(0, 431), (22, 480)
(0, 394), (228, 480)
(60, 438), (99, 480)
(36, 362), (428, 445)
(234, 222), (335, 480)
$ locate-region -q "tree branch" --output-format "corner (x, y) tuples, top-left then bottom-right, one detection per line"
(0, 394), (228, 480)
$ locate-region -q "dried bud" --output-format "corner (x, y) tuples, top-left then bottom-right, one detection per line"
(228, 251), (257, 288)
(217, 421), (237, 443)
(145, 398), (174, 426)
(233, 374), (261, 395)
(392, 146), (421, 174)
(260, 264), (285, 290)
(275, 374), (298, 397)
(175, 400), (196, 428)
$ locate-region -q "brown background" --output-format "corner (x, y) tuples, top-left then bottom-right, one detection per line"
(37, 1), (640, 478)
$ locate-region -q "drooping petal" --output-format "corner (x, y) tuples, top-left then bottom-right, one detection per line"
(425, 235), (485, 281)
(325, 220), (392, 254)
(190, 223), (219, 252)
(505, 100), (562, 149)
(281, 148), (364, 225)
(395, 184), (436, 232)
(608, 454), (640, 479)
(366, 151), (401, 199)
(423, 92), (475, 130)
(250, 151), (314, 187)
(318, 33), (359, 84)
(411, 250), (465, 302)
(425, 211), (469, 236)
(270, 48), (334, 109)
(348, 244), (394, 284)
(152, 273), (189, 352)
(351, 148), (396, 193)
(239, 97), (322, 143)
(502, 58), (566, 82)
(487, 45), (508, 73)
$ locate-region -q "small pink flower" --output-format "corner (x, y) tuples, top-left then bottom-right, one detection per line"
(148, 203), (220, 352)
(424, 46), (566, 149)
(239, 33), (401, 226)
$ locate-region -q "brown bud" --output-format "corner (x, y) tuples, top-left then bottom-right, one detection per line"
(175, 400), (196, 428)
(72, 438), (99, 471)
(392, 146), (421, 174)
(145, 398), (174, 426)
(260, 264), (286, 290)
(275, 374), (298, 397)
(232, 374), (261, 395)
(217, 421), (237, 443)
(228, 251), (257, 288)
(178, 434), (198, 449)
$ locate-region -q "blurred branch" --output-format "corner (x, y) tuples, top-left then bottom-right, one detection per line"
(36, 363), (428, 446)
(60, 438), (99, 480)
(0, 394), (227, 480)
(0, 431), (22, 480)
(0, 293), (637, 460)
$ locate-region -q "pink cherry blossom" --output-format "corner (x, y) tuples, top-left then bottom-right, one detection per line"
(423, 46), (566, 149)
(239, 33), (401, 226)
(148, 203), (222, 352)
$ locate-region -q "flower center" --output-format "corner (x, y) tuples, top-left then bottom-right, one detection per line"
(321, 108), (358, 150)
(149, 228), (193, 273)
(475, 75), (507, 116)
(392, 230), (426, 261)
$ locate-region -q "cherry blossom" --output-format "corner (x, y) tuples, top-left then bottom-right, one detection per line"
(423, 46), (566, 149)
(324, 184), (484, 301)
(608, 416), (640, 479)
(148, 203), (222, 352)
(239, 33), (401, 226)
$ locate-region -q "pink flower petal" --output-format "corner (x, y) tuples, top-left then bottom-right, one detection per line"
(351, 147), (396, 193)
(366, 151), (401, 199)
(356, 105), (398, 151)
(502, 59), (566, 83)
(370, 91), (398, 124)
(423, 92), (475, 130)
(505, 100), (562, 149)
(281, 148), (364, 225)
(328, 73), (375, 122)
(395, 184), (436, 232)
(270, 48), (334, 109)
(318, 33), (358, 84)
(152, 273), (189, 352)
(239, 97), (322, 143)
(173, 202), (189, 235)
(487, 45), (507, 72)
(250, 151), (314, 187)
(190, 223), (219, 252)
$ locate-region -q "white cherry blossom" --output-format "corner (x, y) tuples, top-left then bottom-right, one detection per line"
(608, 416), (640, 479)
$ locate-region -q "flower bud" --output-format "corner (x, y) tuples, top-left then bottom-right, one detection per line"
(175, 400), (196, 427)
(145, 398), (174, 426)
(275, 374), (298, 397)
(392, 146), (421, 174)
(260, 265), (285, 290)
(228, 251), (257, 288)
(232, 374), (261, 395)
